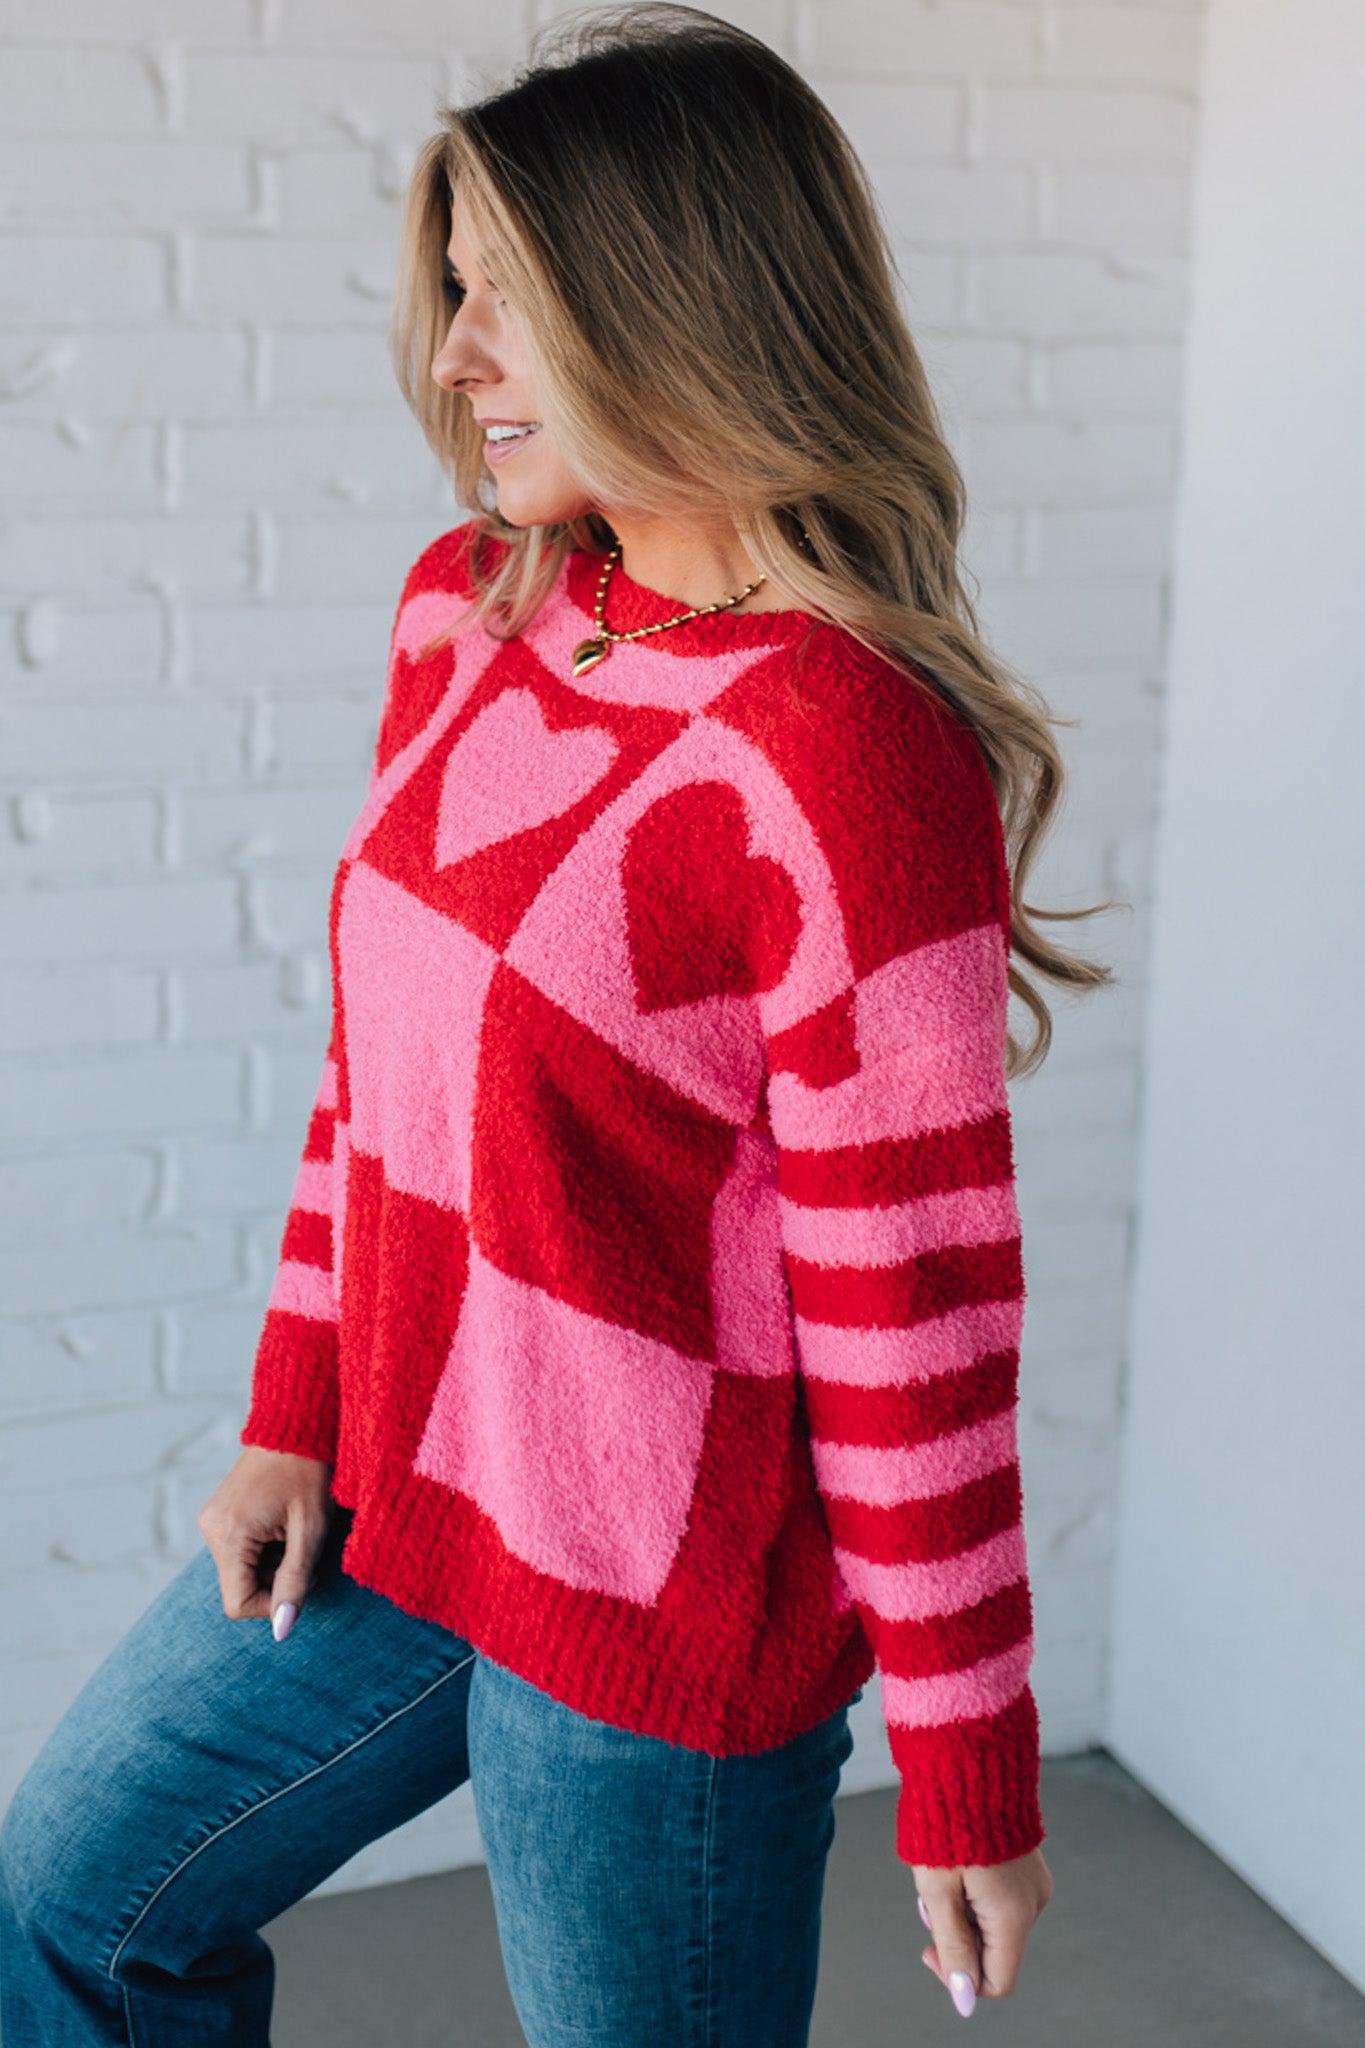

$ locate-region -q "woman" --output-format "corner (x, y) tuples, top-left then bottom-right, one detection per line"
(0, 5), (1113, 2042)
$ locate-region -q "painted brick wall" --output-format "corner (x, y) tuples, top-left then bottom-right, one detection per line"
(0, 0), (1206, 1894)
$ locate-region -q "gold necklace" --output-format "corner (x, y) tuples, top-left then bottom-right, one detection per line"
(570, 540), (767, 679)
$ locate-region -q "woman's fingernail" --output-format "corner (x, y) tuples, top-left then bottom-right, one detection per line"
(949, 1970), (977, 2018)
(272, 1601), (297, 1642)
(917, 1895), (931, 1929)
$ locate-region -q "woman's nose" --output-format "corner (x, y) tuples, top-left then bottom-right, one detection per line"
(432, 340), (491, 395)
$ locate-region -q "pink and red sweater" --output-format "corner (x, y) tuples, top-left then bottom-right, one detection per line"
(240, 520), (1046, 1870)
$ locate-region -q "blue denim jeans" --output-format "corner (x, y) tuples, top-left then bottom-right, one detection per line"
(0, 1504), (862, 2046)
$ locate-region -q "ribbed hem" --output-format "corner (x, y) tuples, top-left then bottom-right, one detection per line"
(893, 1682), (1045, 1868)
(238, 1313), (340, 1467)
(336, 1452), (876, 1759)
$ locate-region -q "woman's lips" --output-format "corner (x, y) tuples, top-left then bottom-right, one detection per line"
(484, 425), (542, 466)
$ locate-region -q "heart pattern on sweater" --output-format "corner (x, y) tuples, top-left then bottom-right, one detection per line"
(436, 687), (618, 868)
(623, 780), (803, 1011)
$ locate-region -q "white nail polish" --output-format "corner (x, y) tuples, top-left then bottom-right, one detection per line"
(949, 1970), (976, 2017)
(272, 1601), (298, 1641)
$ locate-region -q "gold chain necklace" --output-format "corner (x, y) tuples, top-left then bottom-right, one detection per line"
(570, 541), (767, 679)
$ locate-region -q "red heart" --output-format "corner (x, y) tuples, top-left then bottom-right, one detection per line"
(623, 781), (803, 1012)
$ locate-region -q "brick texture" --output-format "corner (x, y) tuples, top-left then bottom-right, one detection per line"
(0, 0), (1207, 1888)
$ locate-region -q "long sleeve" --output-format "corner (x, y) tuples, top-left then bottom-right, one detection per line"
(239, 1028), (344, 1463)
(758, 664), (1045, 1870)
(237, 520), (482, 1464)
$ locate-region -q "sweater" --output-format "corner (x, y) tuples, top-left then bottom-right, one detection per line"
(240, 519), (1046, 1871)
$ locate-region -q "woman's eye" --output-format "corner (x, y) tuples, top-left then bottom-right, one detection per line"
(440, 277), (506, 316)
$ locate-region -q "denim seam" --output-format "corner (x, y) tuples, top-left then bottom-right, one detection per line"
(104, 1649), (478, 1988)
(700, 1755), (719, 2048)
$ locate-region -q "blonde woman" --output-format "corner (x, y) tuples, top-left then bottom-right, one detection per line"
(0, 6), (1112, 2042)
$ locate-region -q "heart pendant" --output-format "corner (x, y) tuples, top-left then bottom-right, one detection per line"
(572, 636), (610, 678)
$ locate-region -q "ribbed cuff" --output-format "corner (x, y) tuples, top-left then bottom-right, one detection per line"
(239, 1312), (340, 1467)
(893, 1683), (1045, 1868)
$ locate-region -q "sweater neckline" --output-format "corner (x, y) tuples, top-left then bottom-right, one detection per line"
(564, 543), (822, 659)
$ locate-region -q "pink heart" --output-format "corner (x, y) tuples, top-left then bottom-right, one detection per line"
(435, 686), (618, 867)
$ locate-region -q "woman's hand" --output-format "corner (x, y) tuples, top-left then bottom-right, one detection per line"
(915, 1845), (1054, 2016)
(197, 1447), (334, 1641)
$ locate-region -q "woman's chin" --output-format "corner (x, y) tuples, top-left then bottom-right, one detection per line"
(490, 475), (594, 530)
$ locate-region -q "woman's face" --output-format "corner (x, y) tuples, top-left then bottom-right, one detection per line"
(430, 197), (594, 530)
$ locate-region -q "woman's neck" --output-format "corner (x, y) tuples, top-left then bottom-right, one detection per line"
(604, 514), (805, 614)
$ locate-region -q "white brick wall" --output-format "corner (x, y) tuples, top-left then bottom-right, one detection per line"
(0, 0), (1207, 1890)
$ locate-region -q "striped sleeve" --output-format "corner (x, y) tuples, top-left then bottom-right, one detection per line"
(761, 676), (1044, 1870)
(239, 1032), (344, 1464)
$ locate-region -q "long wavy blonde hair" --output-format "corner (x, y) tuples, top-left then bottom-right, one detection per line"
(391, 1), (1119, 1078)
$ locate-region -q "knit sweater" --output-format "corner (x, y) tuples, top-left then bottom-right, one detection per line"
(240, 519), (1046, 1870)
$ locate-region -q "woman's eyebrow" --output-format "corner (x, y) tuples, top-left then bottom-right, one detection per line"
(443, 252), (497, 283)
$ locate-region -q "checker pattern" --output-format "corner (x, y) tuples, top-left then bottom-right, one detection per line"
(240, 522), (1046, 1870)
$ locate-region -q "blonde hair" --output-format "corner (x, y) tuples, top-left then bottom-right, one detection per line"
(391, 1), (1120, 1078)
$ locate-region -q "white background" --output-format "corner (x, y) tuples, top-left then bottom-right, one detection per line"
(1110, 0), (1365, 1991)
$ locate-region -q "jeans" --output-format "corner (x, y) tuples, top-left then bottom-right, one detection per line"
(0, 1505), (862, 2047)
